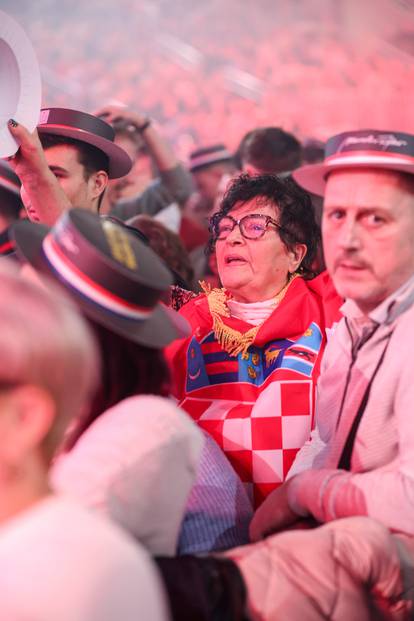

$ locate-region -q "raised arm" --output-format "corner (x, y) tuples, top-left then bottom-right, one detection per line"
(7, 120), (71, 225)
(97, 106), (193, 209)
(96, 106), (179, 174)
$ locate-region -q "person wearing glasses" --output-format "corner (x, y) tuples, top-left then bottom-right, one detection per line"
(166, 173), (341, 514)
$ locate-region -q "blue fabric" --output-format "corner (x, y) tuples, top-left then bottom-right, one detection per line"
(177, 433), (253, 555)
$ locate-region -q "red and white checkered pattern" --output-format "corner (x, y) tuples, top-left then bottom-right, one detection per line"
(182, 380), (313, 507)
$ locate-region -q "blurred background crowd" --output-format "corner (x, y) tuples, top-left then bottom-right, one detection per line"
(2, 2), (414, 618)
(3, 0), (414, 158)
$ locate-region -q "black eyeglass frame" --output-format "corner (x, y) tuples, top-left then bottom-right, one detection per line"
(212, 213), (285, 241)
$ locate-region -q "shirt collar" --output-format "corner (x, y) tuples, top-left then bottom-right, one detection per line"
(341, 273), (414, 329)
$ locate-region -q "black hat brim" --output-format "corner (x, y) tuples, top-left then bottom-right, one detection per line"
(38, 126), (132, 179)
(12, 220), (190, 349)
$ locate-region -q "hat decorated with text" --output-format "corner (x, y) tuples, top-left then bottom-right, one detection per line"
(188, 144), (234, 172)
(11, 209), (190, 347)
(37, 108), (132, 179)
(293, 129), (414, 196)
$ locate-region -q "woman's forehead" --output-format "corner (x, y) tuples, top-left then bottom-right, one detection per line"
(229, 197), (278, 217)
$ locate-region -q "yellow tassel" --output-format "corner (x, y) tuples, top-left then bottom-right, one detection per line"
(199, 275), (298, 358)
(213, 319), (259, 358)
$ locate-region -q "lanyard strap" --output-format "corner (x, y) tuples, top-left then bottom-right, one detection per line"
(337, 332), (393, 471)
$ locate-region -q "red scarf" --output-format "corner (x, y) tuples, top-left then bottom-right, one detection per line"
(166, 273), (342, 507)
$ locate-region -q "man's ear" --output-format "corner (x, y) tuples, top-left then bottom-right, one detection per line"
(288, 243), (308, 273)
(90, 170), (109, 199)
(3, 385), (56, 465)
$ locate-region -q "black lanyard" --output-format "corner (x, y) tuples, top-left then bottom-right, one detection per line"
(337, 330), (394, 471)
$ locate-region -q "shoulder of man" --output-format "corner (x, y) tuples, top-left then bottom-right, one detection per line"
(305, 270), (343, 328)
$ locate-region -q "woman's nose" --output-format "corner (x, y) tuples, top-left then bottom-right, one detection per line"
(226, 223), (244, 244)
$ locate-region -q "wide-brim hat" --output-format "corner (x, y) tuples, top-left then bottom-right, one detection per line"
(188, 144), (234, 172)
(37, 108), (132, 179)
(0, 10), (42, 158)
(293, 129), (414, 196)
(11, 209), (190, 348)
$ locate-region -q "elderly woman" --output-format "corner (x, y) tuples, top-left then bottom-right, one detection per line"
(167, 174), (341, 508)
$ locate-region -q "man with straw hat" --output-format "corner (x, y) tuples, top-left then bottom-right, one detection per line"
(251, 129), (414, 541)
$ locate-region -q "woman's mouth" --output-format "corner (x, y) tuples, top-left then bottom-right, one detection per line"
(224, 255), (248, 265)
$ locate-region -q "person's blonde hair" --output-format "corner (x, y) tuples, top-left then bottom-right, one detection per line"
(0, 260), (100, 460)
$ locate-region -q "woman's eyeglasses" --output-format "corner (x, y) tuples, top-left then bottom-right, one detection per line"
(213, 213), (283, 241)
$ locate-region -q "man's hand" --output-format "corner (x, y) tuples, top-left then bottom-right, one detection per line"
(94, 105), (148, 129)
(249, 480), (301, 543)
(95, 105), (182, 177)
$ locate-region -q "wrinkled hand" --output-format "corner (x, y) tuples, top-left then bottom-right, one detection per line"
(249, 480), (300, 543)
(7, 119), (50, 181)
(94, 105), (148, 128)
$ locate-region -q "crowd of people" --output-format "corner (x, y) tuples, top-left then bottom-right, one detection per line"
(1, 5), (414, 620)
(7, 0), (414, 156)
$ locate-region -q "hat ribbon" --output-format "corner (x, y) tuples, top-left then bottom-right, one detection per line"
(325, 149), (414, 167)
(42, 234), (153, 320)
